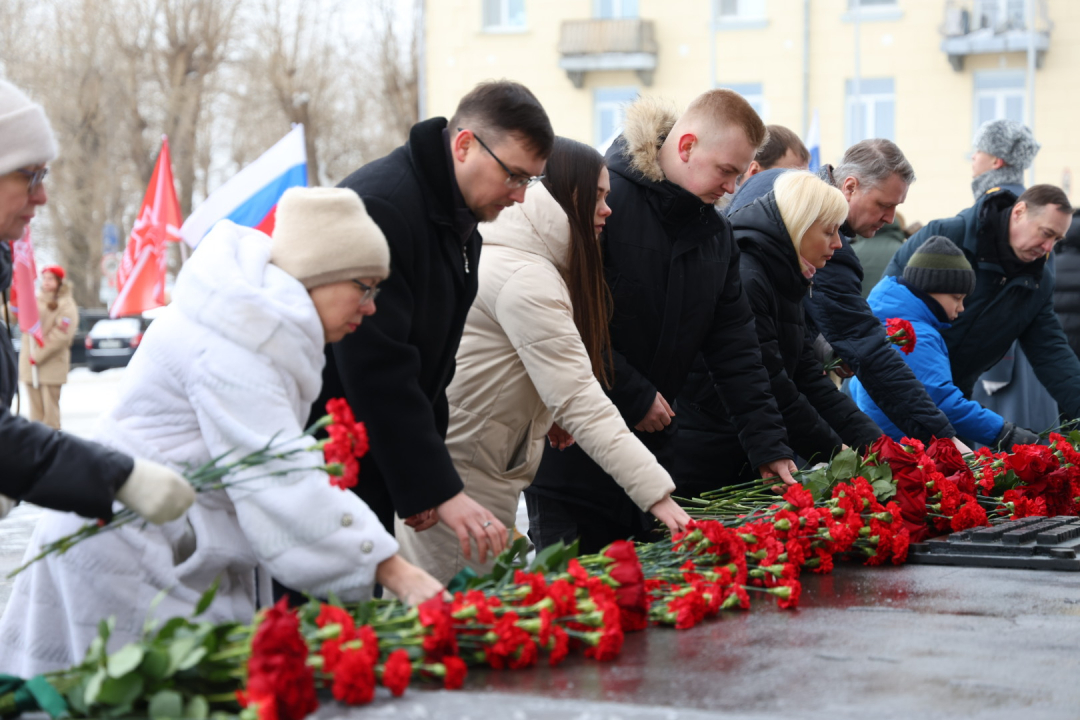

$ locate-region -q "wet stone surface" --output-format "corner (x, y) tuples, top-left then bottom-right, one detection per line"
(318, 564), (1080, 720)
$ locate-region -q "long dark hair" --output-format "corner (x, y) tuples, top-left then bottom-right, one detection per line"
(541, 137), (613, 387)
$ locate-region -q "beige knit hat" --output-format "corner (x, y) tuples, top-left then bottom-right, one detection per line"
(270, 187), (391, 289)
(0, 80), (58, 177)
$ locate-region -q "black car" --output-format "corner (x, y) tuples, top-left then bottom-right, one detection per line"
(72, 309), (110, 366)
(85, 316), (151, 372)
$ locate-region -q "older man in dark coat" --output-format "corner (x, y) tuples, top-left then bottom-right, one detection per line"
(885, 185), (1080, 433)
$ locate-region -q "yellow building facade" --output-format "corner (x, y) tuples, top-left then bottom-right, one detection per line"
(422, 0), (1079, 225)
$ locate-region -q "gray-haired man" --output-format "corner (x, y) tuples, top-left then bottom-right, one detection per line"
(723, 139), (969, 451)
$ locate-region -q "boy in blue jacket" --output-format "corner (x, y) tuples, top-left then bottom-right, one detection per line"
(852, 236), (1039, 448)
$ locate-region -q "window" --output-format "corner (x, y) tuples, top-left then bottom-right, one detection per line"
(844, 0), (902, 21)
(482, 0), (526, 31)
(723, 83), (766, 121)
(974, 70), (1026, 133)
(716, 0), (767, 29)
(845, 77), (895, 146)
(594, 87), (638, 148)
(595, 0), (638, 18)
(974, 0), (1027, 30)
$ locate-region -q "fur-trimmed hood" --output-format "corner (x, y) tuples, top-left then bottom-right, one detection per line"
(612, 96), (678, 184)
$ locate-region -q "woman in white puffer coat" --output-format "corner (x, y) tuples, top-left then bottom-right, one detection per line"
(0, 188), (444, 675)
(396, 138), (690, 584)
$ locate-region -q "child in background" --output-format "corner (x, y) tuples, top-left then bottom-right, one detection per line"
(851, 235), (1040, 449)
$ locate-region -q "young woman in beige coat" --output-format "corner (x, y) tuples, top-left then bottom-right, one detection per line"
(19, 265), (77, 429)
(396, 138), (690, 584)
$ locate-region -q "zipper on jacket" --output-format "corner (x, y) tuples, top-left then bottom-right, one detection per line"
(463, 246), (470, 274)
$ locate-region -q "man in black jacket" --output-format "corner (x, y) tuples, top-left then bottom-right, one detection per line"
(0, 79), (193, 524)
(527, 91), (797, 553)
(886, 185), (1079, 437)
(727, 140), (969, 451)
(313, 81), (553, 564)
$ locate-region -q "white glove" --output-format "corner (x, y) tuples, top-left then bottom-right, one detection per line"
(0, 494), (17, 520)
(116, 459), (196, 524)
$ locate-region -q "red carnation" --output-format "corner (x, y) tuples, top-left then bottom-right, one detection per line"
(513, 569), (549, 606)
(331, 649), (376, 706)
(772, 579), (802, 610)
(782, 484), (815, 511)
(547, 625), (570, 666)
(891, 528), (911, 564)
(236, 690), (279, 720)
(485, 612), (534, 669)
(380, 649), (412, 697)
(885, 318), (916, 354)
(668, 589), (707, 629)
(950, 499), (989, 531)
(356, 625), (380, 665)
(316, 604), (355, 638)
(545, 579), (578, 617)
(1006, 444), (1054, 481)
(418, 596), (458, 661)
(323, 398), (370, 490)
(247, 599), (318, 720)
(442, 656), (468, 689)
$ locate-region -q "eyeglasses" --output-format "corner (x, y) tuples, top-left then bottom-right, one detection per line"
(14, 167), (48, 194)
(351, 279), (380, 305)
(457, 128), (543, 190)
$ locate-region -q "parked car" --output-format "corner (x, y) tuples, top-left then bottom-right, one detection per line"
(85, 316), (151, 372)
(72, 308), (110, 367)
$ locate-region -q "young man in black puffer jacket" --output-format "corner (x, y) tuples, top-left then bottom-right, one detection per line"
(527, 90), (797, 553)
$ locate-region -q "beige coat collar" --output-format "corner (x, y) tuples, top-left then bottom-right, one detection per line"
(478, 183), (572, 272)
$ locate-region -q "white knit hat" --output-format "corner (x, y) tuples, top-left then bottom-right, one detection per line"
(0, 80), (58, 176)
(270, 187), (391, 289)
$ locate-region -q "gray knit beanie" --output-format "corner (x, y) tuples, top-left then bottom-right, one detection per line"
(973, 119), (1040, 170)
(903, 235), (976, 296)
(270, 187), (390, 289)
(0, 80), (58, 176)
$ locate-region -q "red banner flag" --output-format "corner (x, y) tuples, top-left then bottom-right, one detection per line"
(111, 136), (182, 319)
(10, 227), (43, 347)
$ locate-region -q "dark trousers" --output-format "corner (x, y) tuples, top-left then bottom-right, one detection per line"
(525, 492), (653, 555)
(671, 414), (756, 501)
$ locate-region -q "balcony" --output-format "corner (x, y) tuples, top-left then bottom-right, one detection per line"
(940, 1), (1051, 71)
(557, 18), (658, 88)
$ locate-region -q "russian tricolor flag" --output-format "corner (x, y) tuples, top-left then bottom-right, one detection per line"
(180, 125), (307, 247)
(805, 109), (821, 174)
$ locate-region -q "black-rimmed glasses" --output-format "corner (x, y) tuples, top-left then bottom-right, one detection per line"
(14, 167), (48, 194)
(457, 128), (544, 189)
(351, 279), (381, 305)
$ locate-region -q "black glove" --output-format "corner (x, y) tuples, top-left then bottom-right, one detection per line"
(995, 421), (1042, 450)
